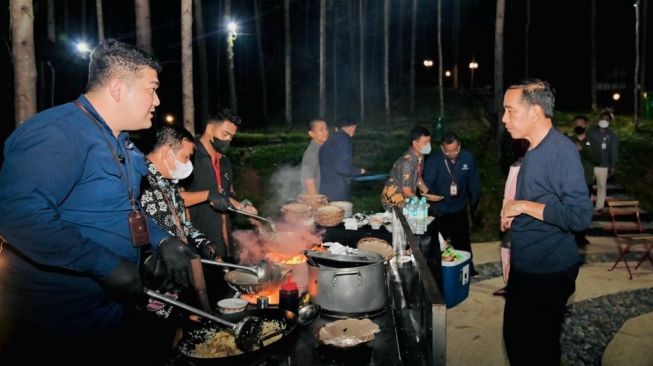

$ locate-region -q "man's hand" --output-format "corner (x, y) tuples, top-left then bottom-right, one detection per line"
(157, 237), (199, 290)
(360, 168), (366, 175)
(239, 201), (258, 215)
(101, 258), (143, 303)
(208, 191), (230, 211)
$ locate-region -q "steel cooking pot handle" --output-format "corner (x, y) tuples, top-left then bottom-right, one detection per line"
(331, 270), (363, 287)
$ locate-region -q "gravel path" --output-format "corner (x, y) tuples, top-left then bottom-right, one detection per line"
(472, 255), (653, 366)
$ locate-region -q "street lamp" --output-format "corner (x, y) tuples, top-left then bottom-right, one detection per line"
(612, 92), (621, 101)
(75, 41), (91, 54)
(423, 59), (434, 68)
(468, 60), (479, 88)
(445, 70), (451, 78)
(164, 114), (175, 124)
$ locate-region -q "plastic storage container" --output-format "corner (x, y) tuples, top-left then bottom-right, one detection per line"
(441, 250), (471, 308)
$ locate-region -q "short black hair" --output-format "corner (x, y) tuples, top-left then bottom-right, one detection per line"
(442, 132), (460, 145)
(573, 115), (588, 122)
(205, 107), (241, 130)
(308, 118), (326, 131)
(86, 39), (161, 91)
(408, 126), (430, 146)
(335, 117), (357, 129)
(599, 111), (613, 122)
(508, 78), (556, 118)
(153, 125), (195, 152)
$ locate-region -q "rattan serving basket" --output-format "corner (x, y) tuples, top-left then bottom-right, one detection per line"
(281, 202), (313, 222)
(315, 205), (345, 227)
(297, 193), (328, 209)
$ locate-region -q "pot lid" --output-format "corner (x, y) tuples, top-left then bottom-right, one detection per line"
(304, 249), (384, 266)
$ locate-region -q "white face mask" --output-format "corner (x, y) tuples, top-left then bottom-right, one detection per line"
(164, 150), (193, 180)
(598, 120), (610, 129)
(419, 142), (432, 155)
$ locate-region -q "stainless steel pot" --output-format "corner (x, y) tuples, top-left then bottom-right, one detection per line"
(308, 261), (387, 316)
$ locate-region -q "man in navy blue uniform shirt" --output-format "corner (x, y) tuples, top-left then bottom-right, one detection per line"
(319, 118), (365, 201)
(0, 40), (196, 362)
(424, 132), (480, 275)
(501, 79), (592, 365)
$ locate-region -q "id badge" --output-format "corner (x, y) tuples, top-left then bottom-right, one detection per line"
(601, 142), (607, 150)
(128, 209), (151, 247)
(450, 182), (458, 197)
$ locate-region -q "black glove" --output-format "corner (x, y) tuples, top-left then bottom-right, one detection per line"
(158, 237), (199, 290)
(208, 191), (230, 211)
(101, 258), (144, 303)
(197, 241), (218, 260)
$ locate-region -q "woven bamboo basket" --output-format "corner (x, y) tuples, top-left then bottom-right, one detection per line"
(281, 202), (313, 222)
(315, 205), (345, 227)
(297, 193), (328, 209)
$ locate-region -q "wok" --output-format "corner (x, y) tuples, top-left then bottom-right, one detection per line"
(175, 308), (298, 366)
(224, 269), (284, 295)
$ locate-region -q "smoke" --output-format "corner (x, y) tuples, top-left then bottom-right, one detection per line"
(261, 164), (302, 218)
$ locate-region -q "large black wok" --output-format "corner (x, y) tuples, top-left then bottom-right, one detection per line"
(174, 308), (298, 366)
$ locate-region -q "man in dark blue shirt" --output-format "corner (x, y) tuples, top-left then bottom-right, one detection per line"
(501, 79), (593, 365)
(0, 41), (196, 361)
(423, 132), (480, 275)
(319, 118), (365, 201)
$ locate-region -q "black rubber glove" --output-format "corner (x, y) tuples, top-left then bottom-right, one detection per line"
(197, 241), (218, 260)
(158, 237), (199, 290)
(101, 258), (144, 303)
(208, 191), (230, 211)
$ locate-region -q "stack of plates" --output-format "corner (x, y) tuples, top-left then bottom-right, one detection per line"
(315, 205), (345, 227)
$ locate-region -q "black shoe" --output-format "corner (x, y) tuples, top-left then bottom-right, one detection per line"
(470, 266), (479, 277)
(492, 287), (507, 297)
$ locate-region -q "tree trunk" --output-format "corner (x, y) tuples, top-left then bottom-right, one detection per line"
(332, 5), (338, 122)
(495, 0), (506, 154)
(451, 0), (460, 89)
(253, 0), (268, 117)
(348, 0), (356, 94)
(319, 0), (326, 118)
(634, 0), (640, 127)
(524, 0), (530, 77)
(10, 0), (37, 125)
(410, 0), (417, 113)
(284, 0), (292, 127)
(63, 0), (69, 34)
(181, 0), (195, 134)
(383, 0), (390, 125)
(47, 0), (55, 42)
(225, 0), (237, 113)
(215, 0), (222, 107)
(96, 0), (104, 43)
(358, 0), (365, 124)
(590, 0), (597, 111)
(396, 0), (404, 85)
(436, 0), (444, 117)
(135, 0), (152, 53)
(194, 0), (209, 121)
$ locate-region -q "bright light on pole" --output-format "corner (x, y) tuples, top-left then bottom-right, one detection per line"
(445, 70), (451, 78)
(227, 22), (238, 36)
(468, 60), (479, 88)
(75, 41), (91, 54)
(612, 92), (621, 101)
(423, 59), (434, 68)
(164, 114), (175, 124)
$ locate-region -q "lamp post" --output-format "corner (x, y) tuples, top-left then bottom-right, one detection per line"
(227, 21), (238, 112)
(468, 60), (479, 88)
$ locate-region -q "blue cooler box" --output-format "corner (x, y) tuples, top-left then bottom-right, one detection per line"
(441, 250), (471, 308)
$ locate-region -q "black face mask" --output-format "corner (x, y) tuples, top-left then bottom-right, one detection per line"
(211, 137), (230, 153)
(574, 126), (586, 135)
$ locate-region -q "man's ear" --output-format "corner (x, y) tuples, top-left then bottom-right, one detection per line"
(528, 104), (542, 122)
(308, 130), (316, 139)
(108, 78), (123, 103)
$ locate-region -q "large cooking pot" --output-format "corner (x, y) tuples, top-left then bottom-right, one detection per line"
(308, 261), (387, 317)
(175, 308), (298, 366)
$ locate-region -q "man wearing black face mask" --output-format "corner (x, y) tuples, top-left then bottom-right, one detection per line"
(181, 108), (257, 261)
(569, 115), (601, 245)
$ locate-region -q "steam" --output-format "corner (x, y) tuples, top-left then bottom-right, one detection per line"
(261, 164), (302, 218)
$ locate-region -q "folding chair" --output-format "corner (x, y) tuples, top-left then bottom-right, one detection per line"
(606, 200), (653, 279)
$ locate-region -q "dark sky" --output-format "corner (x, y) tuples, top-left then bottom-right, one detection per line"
(1, 0), (651, 144)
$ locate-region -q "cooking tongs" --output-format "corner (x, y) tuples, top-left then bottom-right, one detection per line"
(228, 206), (276, 232)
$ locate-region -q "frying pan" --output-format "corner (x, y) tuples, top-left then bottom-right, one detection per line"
(175, 308), (298, 365)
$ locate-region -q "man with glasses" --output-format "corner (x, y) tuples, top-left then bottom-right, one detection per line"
(424, 132), (481, 276)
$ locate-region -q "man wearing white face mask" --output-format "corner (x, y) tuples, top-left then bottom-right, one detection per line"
(141, 125), (222, 260)
(381, 126), (434, 209)
(587, 111), (619, 211)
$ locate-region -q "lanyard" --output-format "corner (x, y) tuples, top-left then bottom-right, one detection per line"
(74, 101), (138, 210)
(443, 156), (457, 184)
(211, 154), (223, 193)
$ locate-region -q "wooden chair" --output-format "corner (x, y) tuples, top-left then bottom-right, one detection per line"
(606, 200), (653, 279)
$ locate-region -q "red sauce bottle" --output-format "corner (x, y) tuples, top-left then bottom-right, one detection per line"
(278, 277), (299, 314)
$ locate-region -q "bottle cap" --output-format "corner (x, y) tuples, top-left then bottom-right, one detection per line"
(281, 276), (298, 291)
